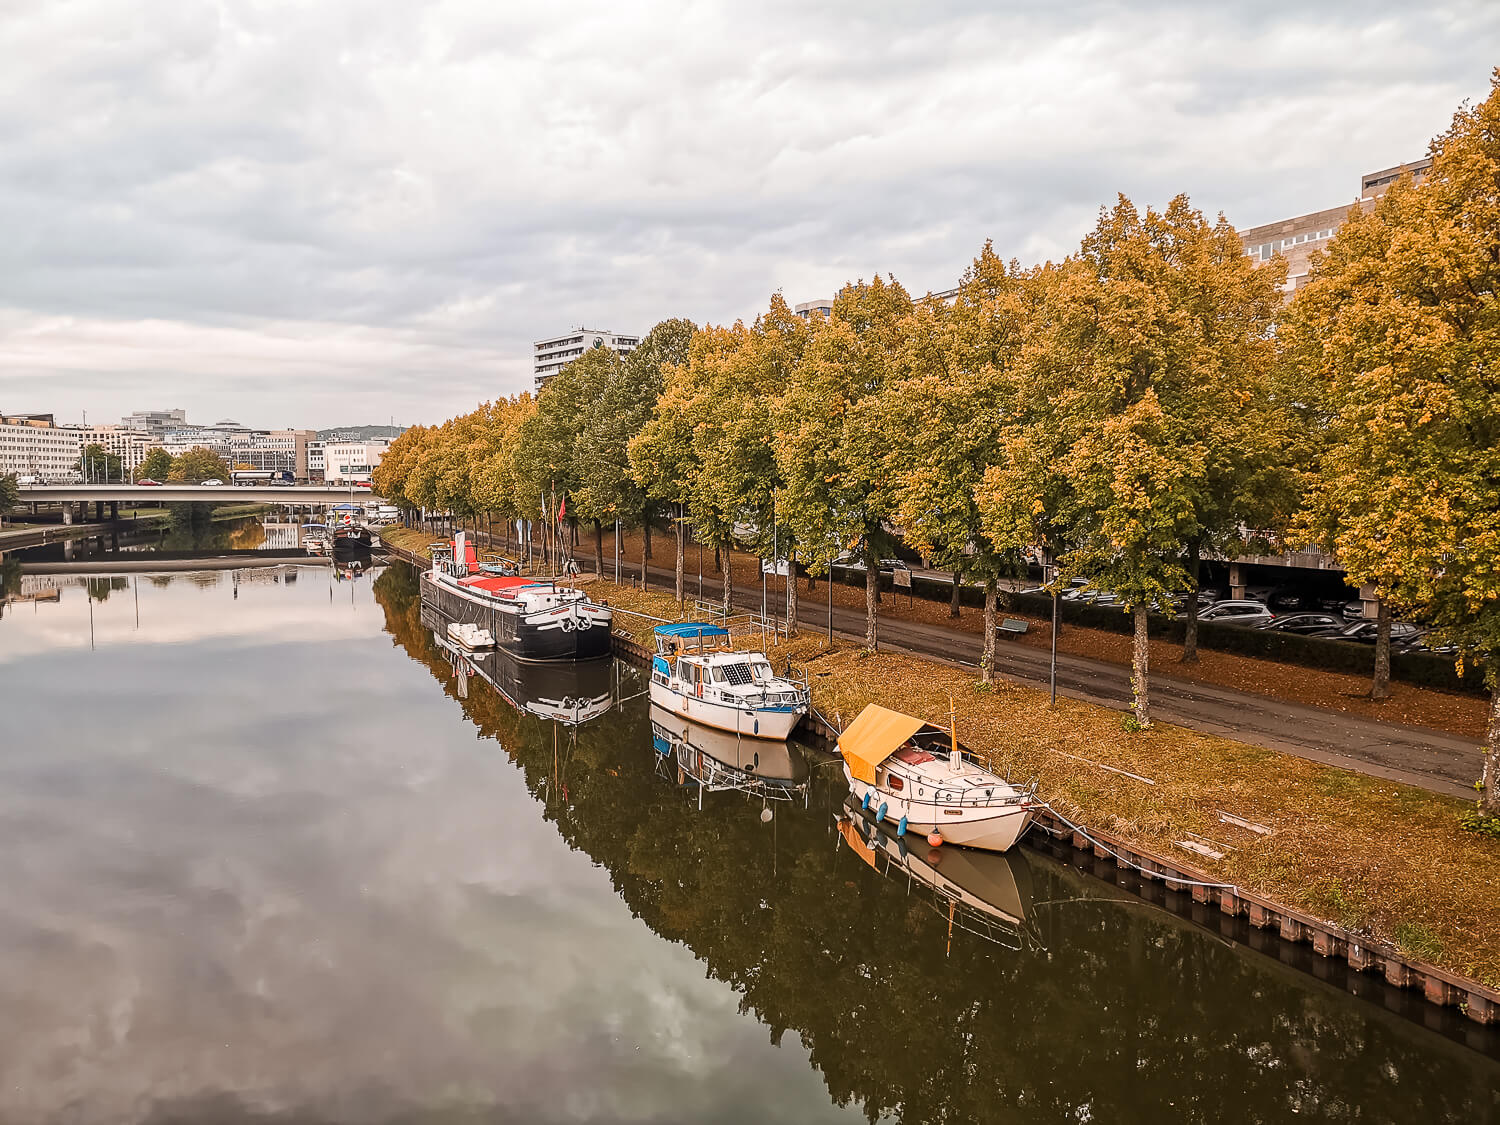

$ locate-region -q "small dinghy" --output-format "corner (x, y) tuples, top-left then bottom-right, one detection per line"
(447, 621), (496, 650)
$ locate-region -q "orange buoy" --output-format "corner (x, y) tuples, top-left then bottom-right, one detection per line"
(927, 831), (943, 847)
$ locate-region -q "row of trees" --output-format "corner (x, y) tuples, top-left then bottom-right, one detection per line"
(377, 76), (1500, 809)
(73, 444), (229, 484)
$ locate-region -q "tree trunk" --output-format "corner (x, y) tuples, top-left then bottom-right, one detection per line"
(951, 569), (963, 618)
(643, 516), (652, 562)
(864, 546), (879, 651)
(1182, 539), (1201, 663)
(722, 543), (733, 614)
(675, 510), (686, 605)
(1372, 599), (1391, 701)
(1482, 681), (1499, 815)
(981, 577), (997, 683)
(1131, 603), (1151, 728)
(785, 552), (798, 636)
(593, 520), (605, 577)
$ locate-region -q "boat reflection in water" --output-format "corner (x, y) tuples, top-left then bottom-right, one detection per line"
(424, 603), (614, 723)
(650, 703), (811, 809)
(837, 794), (1036, 951)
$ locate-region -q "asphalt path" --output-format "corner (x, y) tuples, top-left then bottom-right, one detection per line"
(619, 557), (1483, 800)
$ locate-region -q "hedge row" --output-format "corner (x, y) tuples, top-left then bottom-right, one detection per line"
(821, 566), (1485, 698)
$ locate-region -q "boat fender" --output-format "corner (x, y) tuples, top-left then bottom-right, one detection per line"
(861, 791), (872, 811)
(927, 831), (943, 848)
(753, 719), (759, 736)
(897, 815), (907, 837)
(877, 802), (888, 823)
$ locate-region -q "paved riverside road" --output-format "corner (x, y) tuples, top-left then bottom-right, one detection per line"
(615, 558), (1483, 799)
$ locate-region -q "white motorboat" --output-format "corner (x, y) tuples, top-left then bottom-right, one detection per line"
(650, 704), (810, 801)
(447, 621), (495, 650)
(837, 704), (1037, 852)
(648, 622), (808, 740)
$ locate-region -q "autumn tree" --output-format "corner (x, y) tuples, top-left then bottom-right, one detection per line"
(1289, 72), (1500, 812)
(892, 245), (1034, 681)
(139, 447), (173, 482)
(168, 446), (231, 484)
(576, 319), (694, 586)
(373, 425), (431, 513)
(1004, 196), (1289, 728)
(775, 277), (913, 650)
(631, 325), (743, 611)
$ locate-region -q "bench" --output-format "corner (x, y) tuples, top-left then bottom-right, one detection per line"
(998, 617), (1029, 636)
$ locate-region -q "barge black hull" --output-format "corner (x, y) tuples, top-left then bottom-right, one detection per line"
(420, 572), (611, 663)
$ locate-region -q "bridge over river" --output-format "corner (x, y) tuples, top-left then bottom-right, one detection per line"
(17, 483), (387, 521)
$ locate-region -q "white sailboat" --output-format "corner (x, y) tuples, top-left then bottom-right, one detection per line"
(837, 704), (1037, 852)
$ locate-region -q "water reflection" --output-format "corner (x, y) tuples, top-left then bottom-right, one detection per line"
(650, 704), (812, 804)
(0, 561), (1493, 1125)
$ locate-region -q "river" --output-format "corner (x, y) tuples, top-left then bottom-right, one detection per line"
(0, 558), (1496, 1124)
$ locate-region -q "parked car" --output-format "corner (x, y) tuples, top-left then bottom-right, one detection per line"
(1187, 600), (1276, 628)
(1265, 588), (1317, 612)
(1254, 612), (1344, 636)
(136, 478), (162, 486)
(200, 478), (225, 487)
(1310, 620), (1427, 647)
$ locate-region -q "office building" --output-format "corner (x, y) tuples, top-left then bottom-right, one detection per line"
(122, 409), (187, 436)
(307, 441), (326, 482)
(73, 425), (159, 478)
(793, 299), (834, 320)
(533, 328), (639, 392)
(323, 439), (388, 484)
(228, 429), (317, 477)
(1240, 158), (1431, 294)
(0, 416), (82, 481)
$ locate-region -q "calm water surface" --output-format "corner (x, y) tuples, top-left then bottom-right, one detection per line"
(0, 561), (1496, 1125)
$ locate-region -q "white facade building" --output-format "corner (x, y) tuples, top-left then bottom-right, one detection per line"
(323, 440), (388, 484)
(73, 425), (159, 478)
(307, 441), (326, 481)
(533, 328), (639, 392)
(0, 422), (82, 481)
(122, 408), (187, 435)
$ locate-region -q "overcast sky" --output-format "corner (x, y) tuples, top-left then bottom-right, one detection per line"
(1, 2), (1495, 430)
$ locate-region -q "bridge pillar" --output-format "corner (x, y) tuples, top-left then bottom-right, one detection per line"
(61, 504), (73, 525)
(110, 501), (119, 520)
(94, 500), (105, 521)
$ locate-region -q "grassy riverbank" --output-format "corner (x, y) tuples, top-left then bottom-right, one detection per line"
(381, 523), (1500, 984)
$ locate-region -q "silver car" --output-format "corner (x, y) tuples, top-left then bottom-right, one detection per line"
(1188, 600), (1276, 628)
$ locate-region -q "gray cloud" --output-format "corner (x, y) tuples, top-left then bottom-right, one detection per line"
(0, 0), (1495, 427)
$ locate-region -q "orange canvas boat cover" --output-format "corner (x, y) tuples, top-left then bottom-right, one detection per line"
(837, 704), (928, 785)
(836, 818), (879, 870)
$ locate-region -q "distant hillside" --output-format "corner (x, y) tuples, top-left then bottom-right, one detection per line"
(316, 424), (407, 442)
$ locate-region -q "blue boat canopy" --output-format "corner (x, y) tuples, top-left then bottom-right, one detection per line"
(654, 622), (729, 638)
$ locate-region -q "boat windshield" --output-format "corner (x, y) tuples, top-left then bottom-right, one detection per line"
(750, 660), (774, 683)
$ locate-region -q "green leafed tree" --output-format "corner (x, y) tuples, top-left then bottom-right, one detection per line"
(139, 447), (173, 482)
(168, 446), (231, 484)
(76, 443), (123, 482)
(0, 472), (18, 527)
(1288, 71), (1500, 812)
(577, 319), (694, 586)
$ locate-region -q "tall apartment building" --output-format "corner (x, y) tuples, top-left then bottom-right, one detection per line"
(0, 416), (83, 481)
(1240, 158), (1431, 294)
(533, 328), (639, 392)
